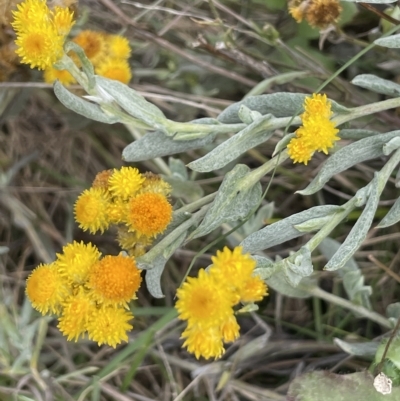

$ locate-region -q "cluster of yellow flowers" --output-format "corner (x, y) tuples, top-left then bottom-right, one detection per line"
(175, 247), (268, 360)
(26, 241), (141, 347)
(287, 93), (340, 165)
(11, 0), (74, 70)
(26, 167), (173, 347)
(288, 0), (342, 29)
(11, 0), (133, 85)
(45, 29), (133, 85)
(74, 167), (173, 257)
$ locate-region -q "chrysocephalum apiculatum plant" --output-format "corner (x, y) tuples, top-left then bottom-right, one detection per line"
(13, 0), (400, 369)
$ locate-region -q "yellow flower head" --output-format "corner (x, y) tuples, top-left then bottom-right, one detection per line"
(53, 6), (75, 36)
(288, 93), (340, 164)
(15, 26), (65, 70)
(176, 268), (235, 328)
(108, 167), (144, 200)
(106, 34), (131, 59)
(26, 262), (68, 314)
(303, 93), (332, 119)
(106, 198), (128, 224)
(116, 226), (153, 257)
(72, 30), (106, 64)
(12, 0), (49, 34)
(43, 66), (76, 85)
(87, 254), (142, 305)
(92, 169), (113, 191)
(96, 58), (132, 84)
(140, 172), (172, 196)
(289, 0), (342, 29)
(210, 246), (257, 304)
(220, 315), (240, 343)
(87, 306), (133, 348)
(287, 137), (313, 165)
(12, 0), (74, 70)
(239, 276), (268, 304)
(74, 187), (110, 234)
(126, 192), (172, 237)
(56, 241), (101, 284)
(58, 291), (96, 342)
(181, 325), (225, 360)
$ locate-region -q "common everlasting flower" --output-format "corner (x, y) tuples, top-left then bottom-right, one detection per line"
(26, 262), (68, 314)
(289, 0), (342, 29)
(12, 0), (74, 70)
(176, 247), (268, 360)
(287, 93), (340, 165)
(108, 167), (144, 200)
(74, 187), (110, 234)
(87, 254), (142, 306)
(95, 58), (132, 84)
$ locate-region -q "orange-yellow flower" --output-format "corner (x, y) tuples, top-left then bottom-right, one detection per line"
(96, 58), (132, 84)
(239, 276), (268, 303)
(106, 35), (131, 59)
(87, 306), (133, 348)
(176, 268), (235, 328)
(12, 0), (74, 70)
(87, 254), (142, 305)
(140, 172), (172, 196)
(43, 66), (76, 85)
(181, 325), (225, 360)
(74, 187), (110, 234)
(26, 262), (68, 314)
(126, 192), (172, 237)
(287, 93), (340, 164)
(58, 291), (96, 341)
(210, 246), (257, 303)
(108, 167), (144, 200)
(220, 315), (240, 343)
(289, 0), (342, 29)
(72, 30), (106, 64)
(56, 241), (101, 285)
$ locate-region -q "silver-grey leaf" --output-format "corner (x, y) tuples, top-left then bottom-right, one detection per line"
(352, 74), (400, 97)
(190, 164), (262, 239)
(299, 131), (400, 196)
(325, 175), (380, 271)
(240, 205), (342, 253)
(377, 196), (400, 228)
(122, 129), (216, 162)
(187, 114), (274, 172)
(54, 81), (120, 124)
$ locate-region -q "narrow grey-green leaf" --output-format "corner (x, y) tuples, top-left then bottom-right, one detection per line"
(54, 81), (120, 124)
(122, 129), (216, 162)
(325, 176), (380, 271)
(144, 254), (166, 298)
(164, 176), (204, 203)
(288, 371), (400, 401)
(240, 205), (342, 253)
(334, 338), (379, 358)
(190, 164), (262, 239)
(377, 196), (400, 228)
(252, 255), (276, 279)
(319, 237), (372, 310)
(217, 93), (349, 124)
(267, 269), (312, 298)
(168, 157), (188, 180)
(187, 115), (274, 172)
(387, 302), (400, 320)
(299, 131), (400, 196)
(95, 75), (167, 131)
(340, 129), (380, 140)
(375, 33), (400, 48)
(352, 74), (400, 97)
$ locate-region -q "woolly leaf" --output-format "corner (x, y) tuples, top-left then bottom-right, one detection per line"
(122, 128), (216, 162)
(54, 81), (120, 124)
(240, 205), (342, 253)
(325, 175), (380, 271)
(299, 131), (400, 196)
(188, 114), (274, 172)
(352, 74), (400, 97)
(375, 33), (400, 48)
(334, 338), (379, 357)
(190, 164), (262, 239)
